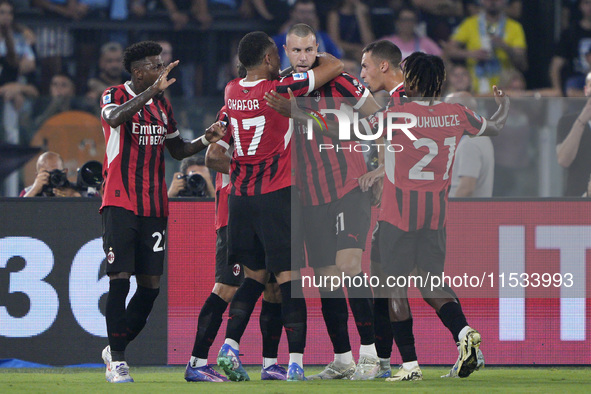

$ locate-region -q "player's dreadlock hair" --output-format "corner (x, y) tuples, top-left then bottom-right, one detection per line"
(123, 41), (162, 73)
(238, 31), (275, 69)
(402, 52), (446, 99)
(362, 40), (402, 69)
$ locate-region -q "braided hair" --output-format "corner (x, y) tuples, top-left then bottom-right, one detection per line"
(402, 52), (446, 100)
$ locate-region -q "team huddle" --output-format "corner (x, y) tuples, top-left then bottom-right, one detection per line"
(97, 25), (510, 383)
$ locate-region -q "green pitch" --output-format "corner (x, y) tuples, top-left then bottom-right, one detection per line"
(1, 366), (590, 393)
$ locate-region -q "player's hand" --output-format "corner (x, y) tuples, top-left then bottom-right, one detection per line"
(154, 60), (179, 92)
(168, 172), (186, 197)
(204, 121), (226, 144)
(264, 90), (291, 117)
(53, 187), (81, 197)
(358, 165), (384, 192)
(316, 51), (339, 64)
(492, 85), (509, 106)
(370, 177), (383, 207)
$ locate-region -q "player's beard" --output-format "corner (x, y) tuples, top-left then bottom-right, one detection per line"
(155, 90), (165, 99)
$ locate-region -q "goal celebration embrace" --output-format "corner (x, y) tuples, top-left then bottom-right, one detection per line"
(94, 25), (509, 384)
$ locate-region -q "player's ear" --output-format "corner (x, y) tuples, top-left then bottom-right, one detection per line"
(283, 44), (288, 56)
(380, 60), (389, 73)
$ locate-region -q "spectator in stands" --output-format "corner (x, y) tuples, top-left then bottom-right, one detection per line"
(20, 151), (81, 197)
(380, 6), (442, 61)
(411, 0), (464, 42)
(238, 0), (276, 21)
(31, 0), (87, 94)
(168, 155), (215, 198)
(161, 0), (211, 30)
(273, 0), (342, 70)
(444, 63), (473, 94)
(492, 69), (535, 196)
(556, 70), (591, 196)
(326, 0), (374, 61)
(32, 73), (93, 129)
(74, 0), (147, 94)
(550, 0), (591, 97)
(444, 0), (527, 94)
(0, 0), (35, 81)
(156, 39), (183, 97)
(446, 91), (495, 198)
(84, 42), (126, 113)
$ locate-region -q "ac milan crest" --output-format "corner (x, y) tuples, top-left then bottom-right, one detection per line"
(233, 264), (241, 276)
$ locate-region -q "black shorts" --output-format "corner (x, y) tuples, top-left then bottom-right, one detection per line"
(291, 187), (305, 272)
(228, 187), (297, 274)
(304, 187), (371, 269)
(102, 206), (167, 276)
(378, 220), (446, 277)
(215, 226), (244, 286)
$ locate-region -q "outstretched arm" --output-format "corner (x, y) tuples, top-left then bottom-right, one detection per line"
(103, 61), (179, 129)
(309, 52), (344, 91)
(165, 121), (226, 160)
(480, 85), (510, 136)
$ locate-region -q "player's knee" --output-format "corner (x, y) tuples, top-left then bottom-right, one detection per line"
(335, 249), (362, 277)
(243, 267), (268, 284)
(136, 274), (160, 289)
(109, 272), (132, 280)
(212, 282), (238, 303)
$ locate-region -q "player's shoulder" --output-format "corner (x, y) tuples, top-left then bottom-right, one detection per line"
(334, 72), (361, 86)
(101, 84), (126, 106)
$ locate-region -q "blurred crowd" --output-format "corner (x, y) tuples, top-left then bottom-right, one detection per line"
(2, 0), (591, 197)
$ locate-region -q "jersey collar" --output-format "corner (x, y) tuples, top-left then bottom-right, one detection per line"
(124, 81), (153, 105)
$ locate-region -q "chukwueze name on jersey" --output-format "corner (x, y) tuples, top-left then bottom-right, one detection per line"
(415, 114), (461, 128)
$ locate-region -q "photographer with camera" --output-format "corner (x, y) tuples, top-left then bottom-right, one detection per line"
(168, 155), (215, 198)
(20, 151), (81, 197)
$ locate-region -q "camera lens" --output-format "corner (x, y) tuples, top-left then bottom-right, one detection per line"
(186, 174), (207, 196)
(48, 169), (68, 188)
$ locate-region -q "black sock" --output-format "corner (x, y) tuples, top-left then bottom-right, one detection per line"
(391, 318), (417, 362)
(192, 293), (228, 359)
(438, 301), (468, 343)
(374, 298), (393, 359)
(260, 300), (283, 358)
(280, 280), (307, 354)
(125, 286), (159, 343)
(106, 278), (130, 361)
(346, 273), (375, 345)
(320, 288), (351, 354)
(225, 278), (265, 343)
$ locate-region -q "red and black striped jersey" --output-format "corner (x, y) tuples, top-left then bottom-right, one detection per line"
(379, 100), (487, 231)
(224, 72), (315, 196)
(214, 107), (232, 230)
(294, 72), (370, 206)
(100, 82), (179, 217)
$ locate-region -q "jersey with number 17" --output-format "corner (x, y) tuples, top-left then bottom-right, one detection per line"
(224, 72), (316, 196)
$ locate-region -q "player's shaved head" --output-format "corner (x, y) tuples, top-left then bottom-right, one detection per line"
(123, 41), (162, 73)
(363, 40), (402, 69)
(287, 23), (316, 39)
(238, 31), (276, 69)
